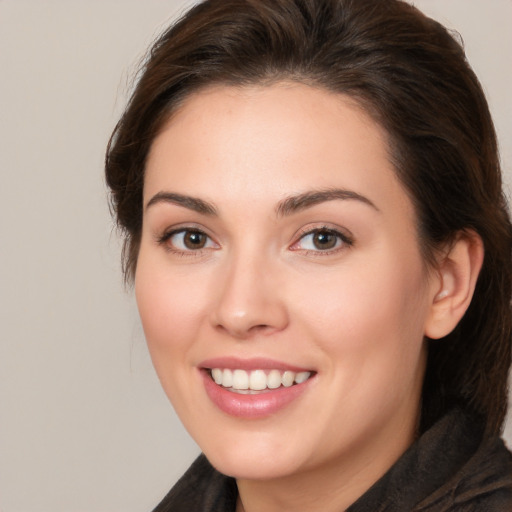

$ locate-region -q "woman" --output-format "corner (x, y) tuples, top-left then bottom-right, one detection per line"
(105, 0), (512, 510)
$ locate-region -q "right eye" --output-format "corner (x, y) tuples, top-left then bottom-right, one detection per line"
(159, 228), (218, 253)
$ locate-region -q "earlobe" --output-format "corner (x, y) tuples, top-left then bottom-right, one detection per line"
(424, 231), (484, 340)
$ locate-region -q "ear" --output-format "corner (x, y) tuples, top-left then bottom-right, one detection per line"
(424, 231), (484, 340)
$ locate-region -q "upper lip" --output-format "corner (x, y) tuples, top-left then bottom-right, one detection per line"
(199, 356), (313, 373)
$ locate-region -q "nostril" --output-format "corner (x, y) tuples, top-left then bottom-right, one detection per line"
(250, 324), (272, 332)
(214, 322), (272, 339)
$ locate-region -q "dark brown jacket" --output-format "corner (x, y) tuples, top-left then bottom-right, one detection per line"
(153, 409), (512, 511)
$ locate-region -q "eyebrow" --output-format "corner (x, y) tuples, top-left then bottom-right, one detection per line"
(145, 191), (218, 216)
(276, 188), (379, 217)
(145, 187), (378, 217)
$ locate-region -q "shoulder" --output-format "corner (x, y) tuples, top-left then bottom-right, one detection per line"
(417, 436), (512, 511)
(348, 409), (512, 512)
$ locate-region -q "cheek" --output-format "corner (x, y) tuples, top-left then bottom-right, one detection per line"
(134, 255), (210, 360)
(290, 251), (429, 368)
(134, 256), (215, 416)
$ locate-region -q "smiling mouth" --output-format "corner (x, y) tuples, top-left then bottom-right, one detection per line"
(208, 368), (313, 393)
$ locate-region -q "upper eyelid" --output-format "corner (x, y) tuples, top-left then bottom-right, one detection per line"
(154, 223), (353, 250)
(155, 226), (208, 248)
(290, 226), (355, 253)
(294, 224), (354, 242)
(157, 227), (219, 255)
(156, 223), (212, 240)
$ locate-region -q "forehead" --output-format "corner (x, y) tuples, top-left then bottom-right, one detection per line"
(150, 82), (388, 161)
(144, 82), (410, 217)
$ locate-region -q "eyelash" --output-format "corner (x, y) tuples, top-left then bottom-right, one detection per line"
(157, 227), (218, 257)
(156, 225), (354, 257)
(291, 226), (354, 256)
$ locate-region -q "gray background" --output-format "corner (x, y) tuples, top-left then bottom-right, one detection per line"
(1, 1), (511, 511)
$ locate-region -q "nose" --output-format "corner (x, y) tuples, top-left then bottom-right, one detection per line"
(210, 253), (289, 339)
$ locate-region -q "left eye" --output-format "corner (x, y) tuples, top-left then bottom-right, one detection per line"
(167, 229), (216, 251)
(294, 228), (348, 251)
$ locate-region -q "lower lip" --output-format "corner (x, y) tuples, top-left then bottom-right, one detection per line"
(201, 370), (312, 419)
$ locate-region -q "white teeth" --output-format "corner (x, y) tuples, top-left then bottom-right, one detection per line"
(267, 369), (282, 389)
(232, 369), (249, 390)
(222, 369), (233, 388)
(281, 371), (295, 387)
(295, 371), (310, 384)
(249, 369), (267, 391)
(210, 368), (312, 391)
(211, 368), (223, 385)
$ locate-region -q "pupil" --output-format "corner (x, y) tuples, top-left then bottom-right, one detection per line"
(184, 231), (205, 249)
(314, 231), (336, 250)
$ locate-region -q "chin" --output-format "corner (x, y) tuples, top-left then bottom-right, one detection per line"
(188, 424), (303, 480)
(205, 448), (303, 480)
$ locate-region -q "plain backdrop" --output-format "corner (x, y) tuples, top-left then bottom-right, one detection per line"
(0, 1), (511, 511)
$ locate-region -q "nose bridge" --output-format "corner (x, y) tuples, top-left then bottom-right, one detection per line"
(211, 243), (288, 338)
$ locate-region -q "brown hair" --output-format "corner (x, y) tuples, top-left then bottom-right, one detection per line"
(106, 0), (512, 435)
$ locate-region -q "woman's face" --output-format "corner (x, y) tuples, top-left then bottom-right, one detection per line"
(136, 83), (439, 481)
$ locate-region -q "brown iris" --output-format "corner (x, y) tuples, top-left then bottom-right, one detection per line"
(312, 230), (338, 250)
(183, 231), (208, 249)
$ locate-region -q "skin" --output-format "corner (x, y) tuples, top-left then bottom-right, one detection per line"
(136, 83), (447, 511)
